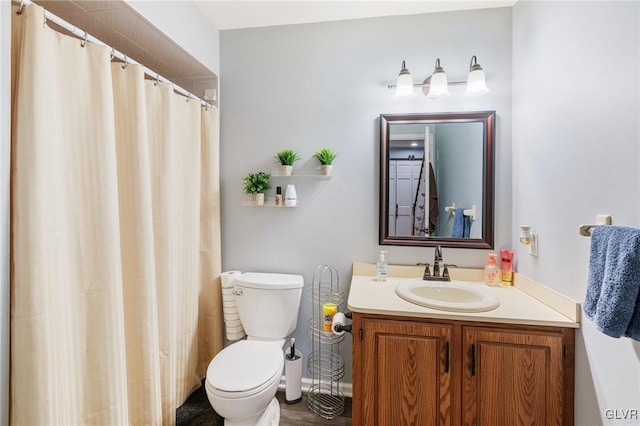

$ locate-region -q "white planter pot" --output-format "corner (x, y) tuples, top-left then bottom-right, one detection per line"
(320, 164), (332, 176)
(280, 165), (293, 176)
(252, 193), (265, 206)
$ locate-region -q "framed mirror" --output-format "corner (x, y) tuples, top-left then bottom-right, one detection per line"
(379, 111), (495, 249)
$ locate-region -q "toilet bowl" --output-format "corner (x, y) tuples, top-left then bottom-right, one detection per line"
(205, 272), (304, 426)
(206, 340), (283, 425)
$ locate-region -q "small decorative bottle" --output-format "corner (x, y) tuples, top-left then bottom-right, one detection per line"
(275, 186), (282, 206)
(484, 252), (500, 287)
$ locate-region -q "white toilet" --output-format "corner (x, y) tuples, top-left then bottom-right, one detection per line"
(205, 272), (304, 425)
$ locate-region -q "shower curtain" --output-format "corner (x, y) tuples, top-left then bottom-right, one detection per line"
(10, 4), (223, 425)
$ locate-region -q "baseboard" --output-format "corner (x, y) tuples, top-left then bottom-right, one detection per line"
(278, 376), (353, 398)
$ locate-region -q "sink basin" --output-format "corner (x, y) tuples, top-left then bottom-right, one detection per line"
(395, 279), (500, 312)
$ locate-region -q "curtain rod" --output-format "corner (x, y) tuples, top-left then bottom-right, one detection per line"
(13, 0), (214, 109)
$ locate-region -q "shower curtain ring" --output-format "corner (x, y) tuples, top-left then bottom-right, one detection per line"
(17, 0), (25, 15)
(122, 55), (128, 69)
(81, 31), (88, 48)
(110, 47), (115, 61)
(154, 73), (160, 86)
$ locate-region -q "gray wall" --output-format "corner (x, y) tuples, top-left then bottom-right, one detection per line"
(220, 7), (512, 384)
(512, 1), (640, 424)
(435, 122), (484, 238)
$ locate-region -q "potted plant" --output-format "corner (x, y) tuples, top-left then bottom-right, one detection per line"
(274, 149), (301, 176)
(242, 171), (271, 205)
(313, 148), (338, 176)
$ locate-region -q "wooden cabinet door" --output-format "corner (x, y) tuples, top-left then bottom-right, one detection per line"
(462, 327), (566, 426)
(360, 318), (453, 426)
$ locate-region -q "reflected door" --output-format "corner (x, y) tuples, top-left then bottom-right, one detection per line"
(389, 160), (421, 236)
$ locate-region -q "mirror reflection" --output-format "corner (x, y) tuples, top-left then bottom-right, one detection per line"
(379, 112), (495, 249)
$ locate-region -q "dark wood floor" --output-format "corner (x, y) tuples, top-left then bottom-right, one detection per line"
(176, 381), (352, 425)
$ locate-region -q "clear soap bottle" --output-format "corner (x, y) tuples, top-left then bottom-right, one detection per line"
(484, 252), (500, 287)
(376, 250), (388, 282)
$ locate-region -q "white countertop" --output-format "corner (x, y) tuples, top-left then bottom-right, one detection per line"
(347, 272), (580, 328)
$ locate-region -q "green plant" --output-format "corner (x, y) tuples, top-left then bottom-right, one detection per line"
(242, 171), (271, 194)
(274, 149), (301, 166)
(313, 148), (338, 166)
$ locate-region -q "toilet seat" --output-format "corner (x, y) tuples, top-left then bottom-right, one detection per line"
(207, 340), (284, 399)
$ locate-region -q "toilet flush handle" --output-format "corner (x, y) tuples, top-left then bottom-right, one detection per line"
(231, 287), (243, 296)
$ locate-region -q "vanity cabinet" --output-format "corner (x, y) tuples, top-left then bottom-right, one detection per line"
(352, 313), (574, 426)
(359, 318), (454, 425)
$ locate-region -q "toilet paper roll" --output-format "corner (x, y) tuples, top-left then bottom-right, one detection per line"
(331, 312), (347, 336)
(223, 305), (240, 315)
(227, 331), (246, 342)
(225, 323), (245, 333)
(224, 318), (243, 327)
(221, 271), (242, 288)
(222, 293), (236, 303)
(223, 311), (240, 322)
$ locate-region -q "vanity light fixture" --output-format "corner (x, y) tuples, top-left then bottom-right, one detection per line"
(388, 55), (489, 99)
(426, 58), (450, 99)
(465, 55), (490, 95)
(394, 60), (416, 99)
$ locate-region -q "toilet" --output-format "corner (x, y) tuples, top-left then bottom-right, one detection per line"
(205, 272), (304, 425)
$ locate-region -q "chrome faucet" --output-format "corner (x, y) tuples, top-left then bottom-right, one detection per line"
(433, 245), (443, 277)
(421, 245), (450, 281)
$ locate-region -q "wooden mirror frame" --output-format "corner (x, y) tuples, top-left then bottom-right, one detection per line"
(379, 111), (495, 249)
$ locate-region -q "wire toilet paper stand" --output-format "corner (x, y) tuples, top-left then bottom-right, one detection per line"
(307, 264), (345, 419)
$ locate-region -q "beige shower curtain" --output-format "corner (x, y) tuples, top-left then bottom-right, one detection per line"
(10, 4), (222, 425)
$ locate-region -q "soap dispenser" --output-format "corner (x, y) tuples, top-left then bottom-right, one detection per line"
(484, 252), (500, 287)
(376, 250), (388, 282)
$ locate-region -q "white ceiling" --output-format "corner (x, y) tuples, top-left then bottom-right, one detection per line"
(194, 0), (517, 30)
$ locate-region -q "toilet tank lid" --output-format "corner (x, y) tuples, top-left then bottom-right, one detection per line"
(235, 272), (304, 289)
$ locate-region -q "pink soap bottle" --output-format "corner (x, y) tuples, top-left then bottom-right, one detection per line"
(484, 253), (500, 287)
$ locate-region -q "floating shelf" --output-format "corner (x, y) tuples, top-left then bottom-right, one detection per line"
(240, 200), (299, 208)
(241, 168), (332, 207)
(270, 169), (332, 179)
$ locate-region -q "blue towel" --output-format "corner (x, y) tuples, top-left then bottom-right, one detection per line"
(463, 214), (472, 238)
(584, 226), (640, 340)
(451, 208), (465, 237)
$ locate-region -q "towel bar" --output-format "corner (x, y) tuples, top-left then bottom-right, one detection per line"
(579, 215), (612, 237)
(444, 203), (476, 221)
(579, 224), (599, 236)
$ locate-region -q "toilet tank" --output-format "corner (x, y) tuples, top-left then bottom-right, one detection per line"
(233, 272), (304, 340)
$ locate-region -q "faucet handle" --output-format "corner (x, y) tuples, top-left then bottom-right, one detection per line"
(421, 262), (431, 280)
(442, 264), (450, 278)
